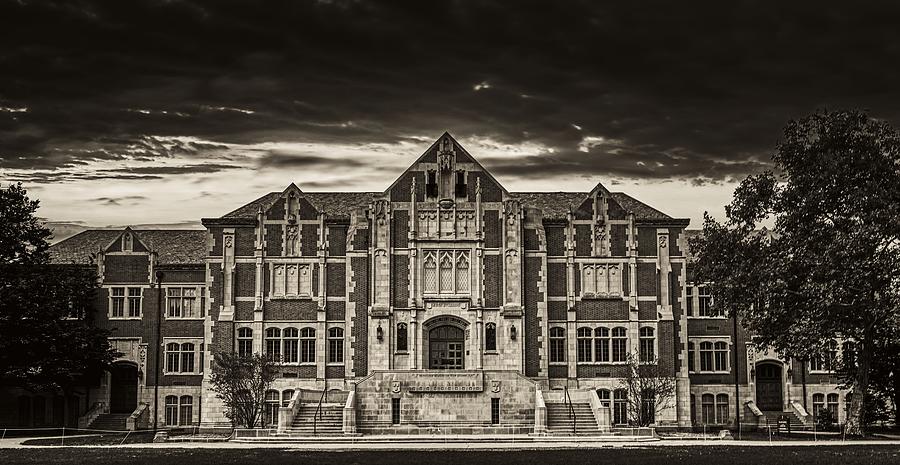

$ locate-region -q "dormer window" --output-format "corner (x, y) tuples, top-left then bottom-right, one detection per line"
(426, 170), (438, 198)
(455, 170), (467, 198)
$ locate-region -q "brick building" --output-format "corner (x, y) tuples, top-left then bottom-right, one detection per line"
(1, 133), (848, 434)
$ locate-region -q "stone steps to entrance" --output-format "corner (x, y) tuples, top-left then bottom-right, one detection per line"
(289, 405), (344, 434)
(89, 413), (130, 431)
(545, 402), (601, 435)
(761, 411), (809, 429)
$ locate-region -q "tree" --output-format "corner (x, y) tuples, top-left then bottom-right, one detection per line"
(690, 110), (900, 435)
(618, 353), (677, 427)
(0, 183), (118, 412)
(209, 352), (277, 428)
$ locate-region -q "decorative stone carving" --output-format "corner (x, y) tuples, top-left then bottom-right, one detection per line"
(491, 380), (501, 393)
(391, 381), (401, 393)
(224, 236), (233, 248)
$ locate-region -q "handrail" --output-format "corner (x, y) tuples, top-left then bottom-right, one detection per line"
(313, 385), (327, 435)
(563, 385), (576, 435)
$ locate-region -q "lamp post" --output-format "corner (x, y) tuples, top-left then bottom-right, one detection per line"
(152, 270), (164, 432)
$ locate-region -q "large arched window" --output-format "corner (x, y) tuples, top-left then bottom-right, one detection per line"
(611, 327), (627, 362)
(282, 327), (299, 363)
(485, 323), (497, 352)
(577, 327), (592, 362)
(265, 328), (282, 362)
(699, 342), (714, 371)
(713, 342), (729, 371)
(165, 395), (178, 426)
(812, 393), (825, 421)
(166, 343), (181, 372)
(237, 327), (253, 357)
(687, 342), (695, 372)
(300, 327), (315, 363)
(701, 394), (715, 424)
(397, 323), (408, 352)
(613, 389), (628, 425)
(264, 390), (280, 426)
(594, 327), (610, 362)
(639, 327), (655, 362)
(715, 394), (729, 424)
(282, 390), (295, 408)
(549, 327), (566, 363)
(328, 327), (344, 363)
(827, 393), (839, 421)
(597, 389), (611, 408)
(179, 395), (193, 426)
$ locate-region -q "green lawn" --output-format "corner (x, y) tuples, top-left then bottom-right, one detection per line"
(1, 447), (899, 465)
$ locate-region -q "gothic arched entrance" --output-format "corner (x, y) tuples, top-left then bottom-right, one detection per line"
(429, 325), (465, 370)
(109, 362), (139, 414)
(755, 362), (783, 411)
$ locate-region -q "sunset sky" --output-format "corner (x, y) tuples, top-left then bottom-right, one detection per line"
(2, 1), (900, 228)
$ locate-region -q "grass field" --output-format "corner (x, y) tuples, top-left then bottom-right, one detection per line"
(1, 446), (899, 465)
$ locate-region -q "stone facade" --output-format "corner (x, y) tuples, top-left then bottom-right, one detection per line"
(2, 133), (847, 433)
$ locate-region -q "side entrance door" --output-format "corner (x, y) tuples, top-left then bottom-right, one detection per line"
(755, 363), (783, 411)
(109, 363), (138, 414)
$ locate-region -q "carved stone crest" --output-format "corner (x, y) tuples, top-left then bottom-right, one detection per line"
(658, 236), (668, 248)
(391, 381), (401, 393)
(224, 235), (233, 248)
(491, 380), (501, 393)
(439, 152), (453, 170)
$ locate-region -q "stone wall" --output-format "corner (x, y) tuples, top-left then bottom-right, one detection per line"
(354, 370), (536, 434)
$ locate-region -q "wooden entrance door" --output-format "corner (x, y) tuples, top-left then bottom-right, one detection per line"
(109, 363), (138, 414)
(755, 363), (783, 411)
(429, 325), (465, 369)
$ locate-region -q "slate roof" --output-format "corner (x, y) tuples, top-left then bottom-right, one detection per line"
(221, 192), (378, 220)
(49, 229), (207, 265)
(220, 190), (675, 222)
(511, 191), (672, 220)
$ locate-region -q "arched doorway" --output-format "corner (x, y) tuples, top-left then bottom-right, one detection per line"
(109, 362), (138, 414)
(429, 325), (465, 370)
(755, 362), (783, 411)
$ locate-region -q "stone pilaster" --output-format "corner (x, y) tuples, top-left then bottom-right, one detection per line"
(501, 199), (522, 317)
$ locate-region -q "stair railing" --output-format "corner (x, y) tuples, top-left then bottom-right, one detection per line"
(313, 385), (327, 435)
(564, 385), (576, 435)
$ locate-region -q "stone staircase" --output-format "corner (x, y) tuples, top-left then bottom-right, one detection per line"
(284, 403), (344, 436)
(546, 402), (601, 435)
(89, 413), (130, 431)
(761, 411), (809, 430)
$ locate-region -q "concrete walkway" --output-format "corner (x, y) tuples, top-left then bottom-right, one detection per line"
(1, 435), (899, 450)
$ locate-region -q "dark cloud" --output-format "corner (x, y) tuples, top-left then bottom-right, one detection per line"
(104, 163), (242, 175)
(90, 195), (147, 206)
(2, 1), (900, 184)
(256, 152), (368, 169)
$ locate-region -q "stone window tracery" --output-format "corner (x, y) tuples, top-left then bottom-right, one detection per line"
(423, 249), (471, 296)
(580, 263), (623, 298)
(272, 263), (312, 298)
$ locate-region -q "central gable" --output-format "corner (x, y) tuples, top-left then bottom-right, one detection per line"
(385, 132), (508, 204)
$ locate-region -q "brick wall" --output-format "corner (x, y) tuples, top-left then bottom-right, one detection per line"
(267, 198), (285, 220)
(327, 262), (346, 297)
(103, 255), (149, 283)
(263, 300), (318, 320)
(351, 256), (368, 376)
(234, 263), (255, 297)
(301, 224), (318, 256)
(637, 263), (657, 296)
(326, 301), (345, 321)
(575, 299), (629, 320)
(328, 226), (347, 256)
(392, 210), (409, 248)
(392, 255), (409, 307)
(298, 197), (318, 220)
(547, 301), (567, 321)
(524, 256), (542, 377)
(610, 224), (627, 256)
(545, 227), (565, 256)
(575, 225), (592, 257)
(637, 228), (657, 257)
(638, 301), (657, 320)
(524, 229), (540, 251)
(483, 210), (501, 249)
(234, 227), (255, 256)
(546, 262), (566, 297)
(483, 254), (501, 308)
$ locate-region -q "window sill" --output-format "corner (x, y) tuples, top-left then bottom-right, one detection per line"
(109, 316), (142, 320)
(165, 317), (204, 321)
(270, 295), (314, 301)
(694, 371), (731, 375)
(163, 372), (202, 376)
(326, 363), (345, 367)
(580, 294), (624, 301)
(394, 351), (409, 355)
(577, 361), (628, 366)
(808, 370), (835, 375)
(687, 316), (727, 320)
(484, 351), (498, 355)
(549, 362), (567, 366)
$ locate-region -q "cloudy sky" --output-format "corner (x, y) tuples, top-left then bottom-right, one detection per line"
(2, 1), (900, 228)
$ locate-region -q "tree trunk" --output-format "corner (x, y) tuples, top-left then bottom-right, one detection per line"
(845, 340), (872, 436)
